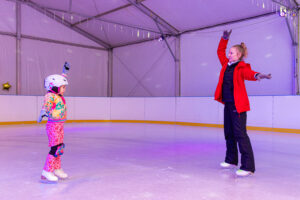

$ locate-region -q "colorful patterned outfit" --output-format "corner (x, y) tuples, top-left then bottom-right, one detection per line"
(42, 92), (67, 172)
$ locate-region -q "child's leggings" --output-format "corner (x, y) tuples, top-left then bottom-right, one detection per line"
(43, 122), (64, 172)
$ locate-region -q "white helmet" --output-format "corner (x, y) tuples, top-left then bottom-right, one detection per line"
(44, 74), (68, 91)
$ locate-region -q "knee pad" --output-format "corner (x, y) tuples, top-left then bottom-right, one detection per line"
(49, 143), (65, 157)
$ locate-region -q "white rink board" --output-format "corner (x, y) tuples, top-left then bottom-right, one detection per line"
(0, 95), (299, 130)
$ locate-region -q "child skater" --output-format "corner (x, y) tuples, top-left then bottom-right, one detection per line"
(215, 30), (272, 176)
(38, 62), (70, 182)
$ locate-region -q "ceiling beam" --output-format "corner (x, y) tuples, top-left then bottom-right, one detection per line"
(72, 0), (147, 27)
(126, 0), (179, 35)
(112, 35), (162, 48)
(293, 0), (298, 6)
(285, 18), (297, 45)
(181, 12), (277, 35)
(22, 34), (107, 50)
(155, 21), (177, 62)
(13, 1), (161, 34)
(71, 3), (132, 27)
(272, 0), (297, 9)
(13, 0), (112, 49)
(0, 30), (16, 37)
(96, 18), (161, 34)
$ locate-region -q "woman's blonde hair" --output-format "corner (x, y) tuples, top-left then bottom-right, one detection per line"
(233, 42), (248, 60)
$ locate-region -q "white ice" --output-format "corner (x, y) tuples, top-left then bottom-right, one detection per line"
(0, 123), (300, 200)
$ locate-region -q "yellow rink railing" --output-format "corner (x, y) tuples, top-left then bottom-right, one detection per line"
(0, 120), (299, 134)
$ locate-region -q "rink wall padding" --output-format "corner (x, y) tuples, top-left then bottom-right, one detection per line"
(0, 95), (299, 134)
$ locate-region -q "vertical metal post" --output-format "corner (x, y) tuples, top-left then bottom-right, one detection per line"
(16, 1), (21, 95)
(175, 36), (181, 97)
(285, 17), (298, 95)
(297, 11), (300, 95)
(68, 0), (72, 13)
(107, 49), (113, 97)
(293, 43), (297, 95)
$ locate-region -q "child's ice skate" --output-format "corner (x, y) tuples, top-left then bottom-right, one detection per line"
(41, 170), (58, 183)
(54, 169), (68, 179)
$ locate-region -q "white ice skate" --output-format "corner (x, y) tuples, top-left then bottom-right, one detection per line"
(54, 169), (68, 179)
(41, 170), (58, 183)
(236, 169), (253, 177)
(220, 162), (237, 169)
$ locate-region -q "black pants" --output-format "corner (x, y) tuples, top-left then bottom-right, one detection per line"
(224, 103), (255, 172)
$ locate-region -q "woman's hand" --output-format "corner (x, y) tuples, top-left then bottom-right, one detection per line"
(223, 30), (232, 40)
(256, 73), (272, 81)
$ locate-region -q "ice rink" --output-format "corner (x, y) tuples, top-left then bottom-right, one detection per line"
(0, 122), (300, 200)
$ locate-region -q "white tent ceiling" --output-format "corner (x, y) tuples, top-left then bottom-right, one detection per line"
(10, 0), (300, 48)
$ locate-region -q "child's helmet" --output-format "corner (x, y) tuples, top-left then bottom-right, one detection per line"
(44, 74), (68, 91)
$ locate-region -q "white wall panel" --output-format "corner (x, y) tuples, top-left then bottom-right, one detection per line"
(1, 96), (300, 131)
(176, 98), (202, 123)
(145, 98), (175, 121)
(217, 103), (224, 125)
(197, 98), (220, 124)
(176, 97), (219, 124)
(248, 96), (273, 127)
(0, 95), (37, 122)
(37, 96), (44, 122)
(65, 97), (76, 120)
(273, 96), (300, 129)
(110, 98), (145, 120)
(73, 97), (110, 120)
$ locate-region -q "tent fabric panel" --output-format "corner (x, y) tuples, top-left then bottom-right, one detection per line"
(143, 0), (273, 32)
(180, 15), (293, 96)
(71, 0), (128, 17)
(0, 0), (16, 33)
(0, 35), (16, 95)
(112, 37), (176, 97)
(20, 38), (108, 96)
(30, 0), (71, 11)
(99, 5), (170, 34)
(77, 19), (160, 47)
(21, 4), (103, 47)
(31, 0), (128, 17)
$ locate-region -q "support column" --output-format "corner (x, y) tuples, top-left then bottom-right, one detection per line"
(297, 11), (300, 95)
(16, 2), (21, 95)
(285, 17), (299, 95)
(295, 43), (299, 95)
(175, 36), (181, 97)
(107, 49), (113, 97)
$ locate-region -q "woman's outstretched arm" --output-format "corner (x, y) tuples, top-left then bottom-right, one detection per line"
(217, 30), (232, 66)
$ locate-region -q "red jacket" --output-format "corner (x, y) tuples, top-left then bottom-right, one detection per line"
(214, 38), (258, 113)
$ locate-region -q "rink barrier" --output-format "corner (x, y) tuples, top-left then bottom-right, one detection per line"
(0, 120), (299, 134)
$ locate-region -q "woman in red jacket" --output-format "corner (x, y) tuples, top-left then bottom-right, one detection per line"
(215, 30), (271, 176)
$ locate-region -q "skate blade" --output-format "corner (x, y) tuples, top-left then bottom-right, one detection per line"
(57, 176), (68, 180)
(220, 166), (237, 170)
(54, 173), (69, 180)
(236, 172), (254, 178)
(40, 176), (58, 184)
